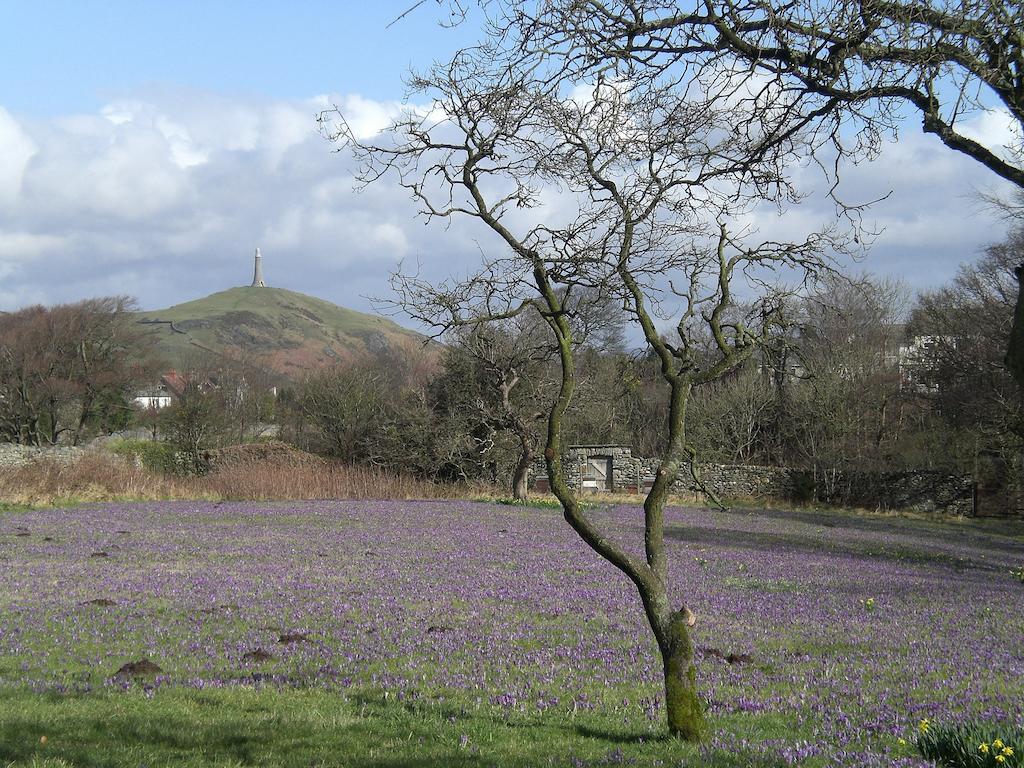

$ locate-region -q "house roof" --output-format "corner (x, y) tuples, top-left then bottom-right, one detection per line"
(160, 371), (188, 397)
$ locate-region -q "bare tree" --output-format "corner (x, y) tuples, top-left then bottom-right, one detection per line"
(214, 352), (280, 443)
(476, 0), (1024, 389)
(912, 226), (1024, 487)
(437, 289), (624, 499)
(505, 1), (1021, 182)
(323, 31), (843, 737)
(0, 297), (152, 446)
(790, 274), (908, 480)
(295, 364), (389, 464)
(444, 318), (552, 499)
(687, 364), (778, 463)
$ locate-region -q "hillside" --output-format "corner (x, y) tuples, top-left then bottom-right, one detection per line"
(137, 286), (427, 378)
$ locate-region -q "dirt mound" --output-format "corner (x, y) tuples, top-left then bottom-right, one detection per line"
(113, 659), (163, 679)
(699, 646), (753, 665)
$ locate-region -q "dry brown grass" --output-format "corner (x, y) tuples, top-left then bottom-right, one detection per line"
(0, 447), (474, 508)
(0, 452), (199, 507)
(196, 456), (464, 501)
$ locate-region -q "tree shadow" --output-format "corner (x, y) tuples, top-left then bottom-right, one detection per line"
(661, 508), (1018, 573)
(744, 505), (1021, 545)
(0, 697), (495, 768)
(0, 688), (687, 768)
(573, 723), (671, 745)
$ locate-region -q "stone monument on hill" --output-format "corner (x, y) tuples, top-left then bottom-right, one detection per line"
(251, 247), (266, 287)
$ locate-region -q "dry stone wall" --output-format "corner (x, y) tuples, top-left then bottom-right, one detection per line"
(0, 444), (86, 469)
(532, 446), (977, 516)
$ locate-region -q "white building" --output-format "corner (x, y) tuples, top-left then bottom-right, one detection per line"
(132, 384), (173, 410)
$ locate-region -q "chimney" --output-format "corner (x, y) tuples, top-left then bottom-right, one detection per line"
(251, 247), (266, 287)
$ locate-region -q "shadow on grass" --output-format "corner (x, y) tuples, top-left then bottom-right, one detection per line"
(752, 505), (1022, 544)
(0, 692), (488, 768)
(0, 687), (703, 768)
(661, 507), (1020, 573)
(573, 723), (671, 745)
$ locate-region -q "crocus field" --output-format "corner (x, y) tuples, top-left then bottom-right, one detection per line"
(1, 500), (1021, 767)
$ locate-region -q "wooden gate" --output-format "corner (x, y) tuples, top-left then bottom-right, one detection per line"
(581, 456), (613, 493)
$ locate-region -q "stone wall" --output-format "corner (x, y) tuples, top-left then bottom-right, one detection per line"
(531, 447), (794, 499)
(0, 444), (86, 470)
(532, 446), (977, 516)
(807, 469), (975, 517)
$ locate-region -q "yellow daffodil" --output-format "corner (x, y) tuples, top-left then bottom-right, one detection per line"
(1002, 746), (1014, 757)
(919, 719), (930, 733)
(994, 739), (1005, 749)
(981, 744), (991, 754)
(995, 755), (1005, 764)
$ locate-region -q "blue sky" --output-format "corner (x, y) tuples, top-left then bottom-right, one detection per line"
(0, 2), (1017, 321)
(1, 2), (472, 114)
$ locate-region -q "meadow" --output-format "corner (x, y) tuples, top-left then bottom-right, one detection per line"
(0, 499), (1021, 767)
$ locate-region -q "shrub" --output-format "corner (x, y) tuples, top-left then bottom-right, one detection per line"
(108, 438), (179, 474)
(789, 470), (817, 503)
(916, 720), (1021, 768)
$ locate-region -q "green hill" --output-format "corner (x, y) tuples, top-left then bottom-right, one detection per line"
(137, 286), (427, 378)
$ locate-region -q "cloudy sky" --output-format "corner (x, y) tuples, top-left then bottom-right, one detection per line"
(0, 2), (1017, 323)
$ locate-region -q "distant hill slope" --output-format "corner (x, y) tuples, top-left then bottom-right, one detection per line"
(137, 286), (427, 378)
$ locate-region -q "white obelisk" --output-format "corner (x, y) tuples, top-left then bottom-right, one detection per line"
(251, 248), (266, 287)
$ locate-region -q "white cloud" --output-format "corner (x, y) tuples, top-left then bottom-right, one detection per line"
(25, 122), (191, 221)
(337, 93), (407, 141)
(0, 230), (66, 258)
(958, 108), (1021, 157)
(0, 108), (37, 206)
(0, 85), (1014, 325)
(0, 89), (466, 315)
(740, 124), (1014, 290)
(369, 222), (409, 254)
(0, 230), (66, 281)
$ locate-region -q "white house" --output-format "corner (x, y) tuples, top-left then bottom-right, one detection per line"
(132, 383), (173, 410)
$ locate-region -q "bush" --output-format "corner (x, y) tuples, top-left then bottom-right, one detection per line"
(916, 720), (1021, 768)
(789, 470), (817, 504)
(108, 439), (179, 474)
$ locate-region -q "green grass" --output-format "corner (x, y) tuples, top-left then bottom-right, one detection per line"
(0, 502), (33, 514)
(487, 496), (567, 510)
(137, 286), (426, 373)
(0, 686), (834, 768)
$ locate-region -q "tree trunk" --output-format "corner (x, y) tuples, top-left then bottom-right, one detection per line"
(1006, 264), (1024, 391)
(661, 610), (705, 740)
(512, 453), (531, 500)
(503, 377), (537, 501)
(1010, 278), (1024, 494)
(511, 434), (534, 501)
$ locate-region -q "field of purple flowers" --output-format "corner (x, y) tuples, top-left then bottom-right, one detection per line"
(1, 500), (1021, 766)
